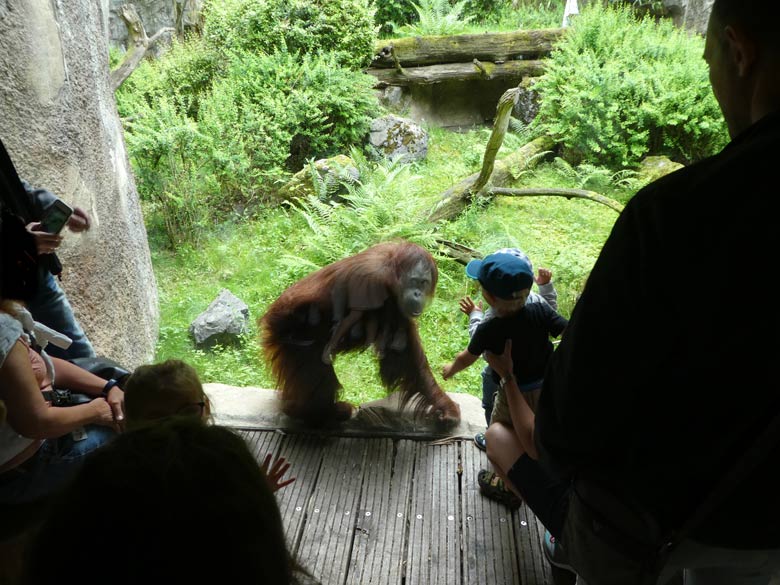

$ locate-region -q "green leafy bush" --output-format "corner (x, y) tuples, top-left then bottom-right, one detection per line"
(203, 0), (377, 69)
(202, 50), (377, 177)
(115, 37), (222, 120)
(533, 4), (728, 168)
(122, 98), (215, 248)
(121, 48), (378, 242)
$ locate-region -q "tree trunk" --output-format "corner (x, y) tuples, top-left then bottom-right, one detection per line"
(427, 137), (554, 222)
(372, 28), (565, 68)
(110, 4), (173, 92)
(0, 0), (159, 368)
(367, 59), (546, 87)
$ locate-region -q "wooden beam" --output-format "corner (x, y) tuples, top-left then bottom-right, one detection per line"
(367, 59), (546, 87)
(372, 28), (565, 68)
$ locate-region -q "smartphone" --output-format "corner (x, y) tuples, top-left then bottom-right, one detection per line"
(40, 200), (73, 234)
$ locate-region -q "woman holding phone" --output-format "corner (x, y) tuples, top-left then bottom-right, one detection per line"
(0, 136), (94, 360)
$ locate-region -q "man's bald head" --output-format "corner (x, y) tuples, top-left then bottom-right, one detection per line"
(706, 0), (780, 137)
(711, 0), (777, 50)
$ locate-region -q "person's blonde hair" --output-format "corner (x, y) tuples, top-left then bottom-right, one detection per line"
(124, 359), (211, 427)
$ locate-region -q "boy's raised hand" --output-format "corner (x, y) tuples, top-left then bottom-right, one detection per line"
(459, 296), (481, 315)
(535, 268), (552, 286)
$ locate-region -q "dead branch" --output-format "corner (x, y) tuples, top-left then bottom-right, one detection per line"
(489, 187), (624, 213)
(110, 4), (173, 92)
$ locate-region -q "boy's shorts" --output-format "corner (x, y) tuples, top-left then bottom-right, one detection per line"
(490, 381), (542, 426)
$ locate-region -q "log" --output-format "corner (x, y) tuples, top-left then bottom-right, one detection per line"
(372, 28), (565, 68)
(427, 135), (554, 222)
(367, 59), (546, 87)
(110, 4), (173, 92)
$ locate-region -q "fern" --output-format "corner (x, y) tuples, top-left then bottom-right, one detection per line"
(400, 0), (474, 36)
(285, 155), (438, 270)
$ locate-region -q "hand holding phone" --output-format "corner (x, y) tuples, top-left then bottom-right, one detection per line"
(41, 200), (73, 234)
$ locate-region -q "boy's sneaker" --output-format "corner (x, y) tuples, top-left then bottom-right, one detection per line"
(477, 469), (522, 509)
(474, 432), (487, 451)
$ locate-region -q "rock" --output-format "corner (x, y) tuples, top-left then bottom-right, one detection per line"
(0, 0), (159, 369)
(275, 155), (360, 203)
(663, 0), (714, 35)
(377, 86), (410, 112)
(637, 155), (684, 185)
(368, 114), (429, 163)
(189, 289), (249, 349)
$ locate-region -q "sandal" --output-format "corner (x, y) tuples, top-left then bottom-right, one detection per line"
(477, 469), (522, 509)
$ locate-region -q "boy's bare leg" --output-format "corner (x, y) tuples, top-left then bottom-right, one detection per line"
(485, 421), (525, 499)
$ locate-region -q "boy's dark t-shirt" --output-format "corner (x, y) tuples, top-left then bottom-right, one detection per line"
(468, 303), (568, 385)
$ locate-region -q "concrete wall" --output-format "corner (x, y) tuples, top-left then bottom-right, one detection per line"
(0, 0), (159, 368)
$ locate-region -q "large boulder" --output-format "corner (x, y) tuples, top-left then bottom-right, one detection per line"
(369, 115), (429, 163)
(637, 155), (685, 186)
(663, 0), (714, 35)
(0, 0), (159, 369)
(189, 289), (249, 349)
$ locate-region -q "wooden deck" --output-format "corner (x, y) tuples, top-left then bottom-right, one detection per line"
(237, 429), (553, 585)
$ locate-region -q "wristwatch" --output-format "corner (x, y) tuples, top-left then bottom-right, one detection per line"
(101, 378), (120, 398)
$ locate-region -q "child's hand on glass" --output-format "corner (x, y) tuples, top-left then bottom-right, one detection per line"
(261, 454), (296, 492)
(459, 296), (482, 316)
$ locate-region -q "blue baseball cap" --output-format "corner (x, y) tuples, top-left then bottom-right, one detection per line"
(466, 253), (534, 300)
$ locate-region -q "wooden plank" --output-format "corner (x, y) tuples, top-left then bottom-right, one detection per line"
(347, 439), (416, 585)
(462, 442), (519, 585)
(297, 437), (369, 585)
(514, 505), (553, 585)
(273, 434), (329, 554)
(407, 442), (460, 585)
(368, 60), (546, 88)
(238, 429), (284, 463)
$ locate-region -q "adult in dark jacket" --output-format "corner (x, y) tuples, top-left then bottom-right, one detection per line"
(489, 1), (780, 583)
(0, 137), (94, 359)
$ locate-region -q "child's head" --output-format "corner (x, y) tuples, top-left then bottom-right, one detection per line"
(466, 253), (534, 316)
(124, 359), (211, 428)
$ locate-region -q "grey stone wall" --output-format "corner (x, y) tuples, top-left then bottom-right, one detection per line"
(108, 0), (174, 52)
(0, 0), (159, 368)
(664, 0), (715, 35)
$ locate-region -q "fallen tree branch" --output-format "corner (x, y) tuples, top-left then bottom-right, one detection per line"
(435, 238), (481, 265)
(489, 187), (624, 213)
(427, 135), (554, 222)
(110, 4), (173, 92)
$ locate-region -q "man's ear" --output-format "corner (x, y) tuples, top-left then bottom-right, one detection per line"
(725, 24), (758, 77)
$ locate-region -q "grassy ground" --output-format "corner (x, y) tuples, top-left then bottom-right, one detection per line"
(150, 124), (630, 405)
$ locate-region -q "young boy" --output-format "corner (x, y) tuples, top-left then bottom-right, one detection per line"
(459, 247), (558, 450)
(442, 252), (567, 506)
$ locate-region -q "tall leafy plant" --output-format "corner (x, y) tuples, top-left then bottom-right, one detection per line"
(533, 4), (728, 168)
(399, 0), (474, 36)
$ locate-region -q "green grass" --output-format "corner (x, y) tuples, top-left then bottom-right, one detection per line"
(150, 125), (629, 405)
